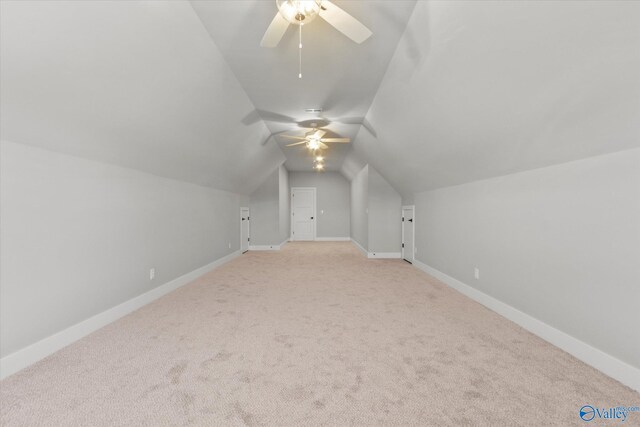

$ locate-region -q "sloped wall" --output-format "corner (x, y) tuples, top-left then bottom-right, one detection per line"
(0, 1), (286, 195)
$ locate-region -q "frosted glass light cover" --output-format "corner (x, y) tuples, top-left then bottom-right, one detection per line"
(276, 0), (323, 25)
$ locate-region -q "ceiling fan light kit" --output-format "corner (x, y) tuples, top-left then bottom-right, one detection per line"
(261, 0), (373, 77)
(276, 0), (322, 25)
(283, 127), (348, 153)
(307, 139), (321, 150)
(265, 0), (372, 47)
(261, 1), (368, 170)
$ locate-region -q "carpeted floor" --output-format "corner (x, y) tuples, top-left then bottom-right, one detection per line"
(1, 242), (637, 426)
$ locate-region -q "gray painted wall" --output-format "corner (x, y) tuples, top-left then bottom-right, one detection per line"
(278, 165), (290, 243)
(368, 167), (402, 254)
(414, 148), (640, 369)
(249, 164), (289, 246)
(350, 165), (402, 253)
(0, 140), (243, 358)
(249, 168), (280, 246)
(350, 165), (369, 250)
(289, 172), (350, 238)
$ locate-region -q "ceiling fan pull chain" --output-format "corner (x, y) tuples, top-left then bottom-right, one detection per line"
(299, 23), (302, 79)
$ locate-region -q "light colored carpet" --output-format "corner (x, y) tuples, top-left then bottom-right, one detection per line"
(1, 242), (637, 426)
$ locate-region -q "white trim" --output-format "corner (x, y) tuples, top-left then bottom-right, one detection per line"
(401, 205), (415, 263)
(249, 239), (288, 251)
(350, 238), (368, 256)
(413, 260), (640, 392)
(290, 187), (316, 241)
(249, 245), (279, 251)
(349, 239), (401, 259)
(0, 250), (241, 380)
(315, 237), (350, 241)
(368, 252), (401, 259)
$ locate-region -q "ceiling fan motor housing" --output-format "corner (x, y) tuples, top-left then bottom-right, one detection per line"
(276, 0), (323, 25)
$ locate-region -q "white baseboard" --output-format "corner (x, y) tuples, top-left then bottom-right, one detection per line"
(368, 252), (401, 259)
(315, 237), (350, 241)
(413, 260), (640, 392)
(249, 238), (288, 251)
(350, 238), (368, 256)
(0, 250), (241, 380)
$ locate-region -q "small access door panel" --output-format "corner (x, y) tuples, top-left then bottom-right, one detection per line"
(240, 207), (250, 253)
(402, 206), (415, 264)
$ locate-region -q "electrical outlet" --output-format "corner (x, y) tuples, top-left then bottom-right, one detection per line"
(228, 242), (231, 249)
(414, 247), (418, 254)
(321, 209), (324, 215)
(149, 268), (155, 280)
(474, 267), (480, 280)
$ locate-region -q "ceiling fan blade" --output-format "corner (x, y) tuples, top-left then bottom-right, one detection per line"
(320, 138), (350, 143)
(319, 1), (372, 44)
(313, 129), (326, 139)
(318, 142), (329, 150)
(256, 109), (297, 123)
(260, 12), (290, 47)
(286, 141), (308, 147)
(280, 135), (307, 140)
(261, 130), (293, 146)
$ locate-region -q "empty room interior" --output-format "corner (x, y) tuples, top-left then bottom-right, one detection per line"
(1, 0), (639, 425)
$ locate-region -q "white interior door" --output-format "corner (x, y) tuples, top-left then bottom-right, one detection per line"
(240, 207), (250, 253)
(291, 188), (316, 241)
(402, 206), (415, 263)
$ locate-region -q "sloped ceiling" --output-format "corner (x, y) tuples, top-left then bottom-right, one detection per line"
(3, 1), (640, 197)
(0, 0), (285, 195)
(190, 0), (416, 172)
(345, 0), (640, 199)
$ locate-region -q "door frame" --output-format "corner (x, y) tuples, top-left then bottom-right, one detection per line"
(290, 187), (317, 241)
(401, 205), (415, 263)
(240, 207), (250, 253)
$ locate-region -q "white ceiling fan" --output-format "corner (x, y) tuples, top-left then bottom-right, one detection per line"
(261, 0), (372, 48)
(282, 128), (350, 151)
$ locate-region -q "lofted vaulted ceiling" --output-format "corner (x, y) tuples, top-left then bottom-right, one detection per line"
(0, 0), (286, 195)
(2, 1), (639, 197)
(190, 0), (417, 172)
(343, 0), (640, 199)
